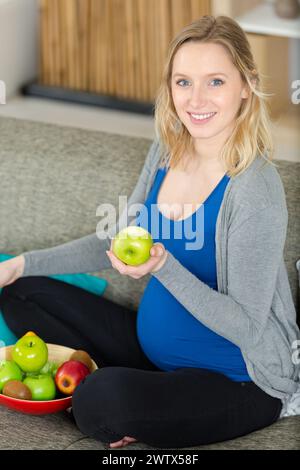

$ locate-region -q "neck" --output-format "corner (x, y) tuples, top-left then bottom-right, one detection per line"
(189, 125), (233, 173)
(183, 148), (227, 175)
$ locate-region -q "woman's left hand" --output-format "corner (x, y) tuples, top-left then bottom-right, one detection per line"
(106, 242), (168, 279)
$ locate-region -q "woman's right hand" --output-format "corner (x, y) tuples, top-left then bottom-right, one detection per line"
(0, 255), (25, 288)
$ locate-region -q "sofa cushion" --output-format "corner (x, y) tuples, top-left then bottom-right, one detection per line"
(0, 405), (299, 450)
(297, 259), (300, 307)
(0, 406), (83, 450)
(274, 160), (300, 319)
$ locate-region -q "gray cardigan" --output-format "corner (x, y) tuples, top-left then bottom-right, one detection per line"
(22, 139), (300, 402)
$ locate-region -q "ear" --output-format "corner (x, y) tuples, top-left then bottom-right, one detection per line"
(241, 78), (257, 99)
(241, 84), (251, 100)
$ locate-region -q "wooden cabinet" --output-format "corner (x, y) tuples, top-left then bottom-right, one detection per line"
(39, 0), (211, 102)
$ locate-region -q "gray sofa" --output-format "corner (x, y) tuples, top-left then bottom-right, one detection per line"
(0, 116), (299, 450)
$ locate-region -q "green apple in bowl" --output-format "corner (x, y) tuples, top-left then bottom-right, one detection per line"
(112, 226), (154, 266)
(12, 333), (48, 373)
(23, 374), (56, 401)
(0, 360), (23, 392)
(25, 360), (60, 378)
(39, 360), (61, 378)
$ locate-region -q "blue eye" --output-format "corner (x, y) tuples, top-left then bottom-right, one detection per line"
(176, 79), (189, 87)
(175, 78), (224, 87)
(211, 78), (224, 87)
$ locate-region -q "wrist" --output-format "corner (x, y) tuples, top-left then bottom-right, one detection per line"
(13, 255), (25, 279)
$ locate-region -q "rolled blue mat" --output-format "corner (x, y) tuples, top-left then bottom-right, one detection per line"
(0, 312), (18, 346)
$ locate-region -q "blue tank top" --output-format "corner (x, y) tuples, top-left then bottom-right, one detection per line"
(136, 166), (252, 382)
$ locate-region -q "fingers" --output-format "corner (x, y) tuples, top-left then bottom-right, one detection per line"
(106, 242), (166, 279)
(106, 250), (145, 278)
(150, 243), (164, 257)
(106, 251), (127, 274)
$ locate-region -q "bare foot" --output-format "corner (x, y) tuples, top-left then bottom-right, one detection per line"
(109, 436), (138, 449)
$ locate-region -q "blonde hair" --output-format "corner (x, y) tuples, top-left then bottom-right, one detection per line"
(154, 15), (276, 178)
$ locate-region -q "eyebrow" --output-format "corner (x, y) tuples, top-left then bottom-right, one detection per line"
(172, 72), (228, 78)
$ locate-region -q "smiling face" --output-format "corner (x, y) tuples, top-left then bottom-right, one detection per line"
(171, 41), (250, 151)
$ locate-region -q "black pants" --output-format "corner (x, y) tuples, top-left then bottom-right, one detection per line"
(0, 276), (283, 448)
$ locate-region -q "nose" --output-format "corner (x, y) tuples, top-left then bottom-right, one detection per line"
(188, 84), (208, 109)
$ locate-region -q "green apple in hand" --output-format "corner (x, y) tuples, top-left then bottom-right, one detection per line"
(112, 226), (154, 266)
(12, 334), (48, 373)
(23, 374), (56, 401)
(0, 360), (23, 392)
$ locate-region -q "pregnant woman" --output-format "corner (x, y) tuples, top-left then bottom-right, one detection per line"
(0, 15), (299, 449)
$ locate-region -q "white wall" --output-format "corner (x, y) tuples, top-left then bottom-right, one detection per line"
(0, 0), (38, 99)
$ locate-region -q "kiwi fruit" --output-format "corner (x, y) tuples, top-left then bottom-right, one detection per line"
(70, 350), (93, 372)
(3, 380), (32, 400)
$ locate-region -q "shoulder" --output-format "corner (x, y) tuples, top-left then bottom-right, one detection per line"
(145, 138), (161, 167)
(230, 157), (287, 212)
(227, 157), (288, 232)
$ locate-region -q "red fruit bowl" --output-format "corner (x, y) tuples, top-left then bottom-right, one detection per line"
(0, 344), (98, 415)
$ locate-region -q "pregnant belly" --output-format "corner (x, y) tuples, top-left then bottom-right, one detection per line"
(137, 278), (249, 380)
(136, 278), (249, 376)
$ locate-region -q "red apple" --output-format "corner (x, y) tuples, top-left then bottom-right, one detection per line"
(55, 360), (90, 395)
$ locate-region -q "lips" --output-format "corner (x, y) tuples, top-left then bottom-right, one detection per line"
(187, 112), (217, 115)
(188, 112), (217, 125)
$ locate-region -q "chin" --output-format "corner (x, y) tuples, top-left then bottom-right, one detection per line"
(187, 126), (218, 139)
(180, 118), (212, 134)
